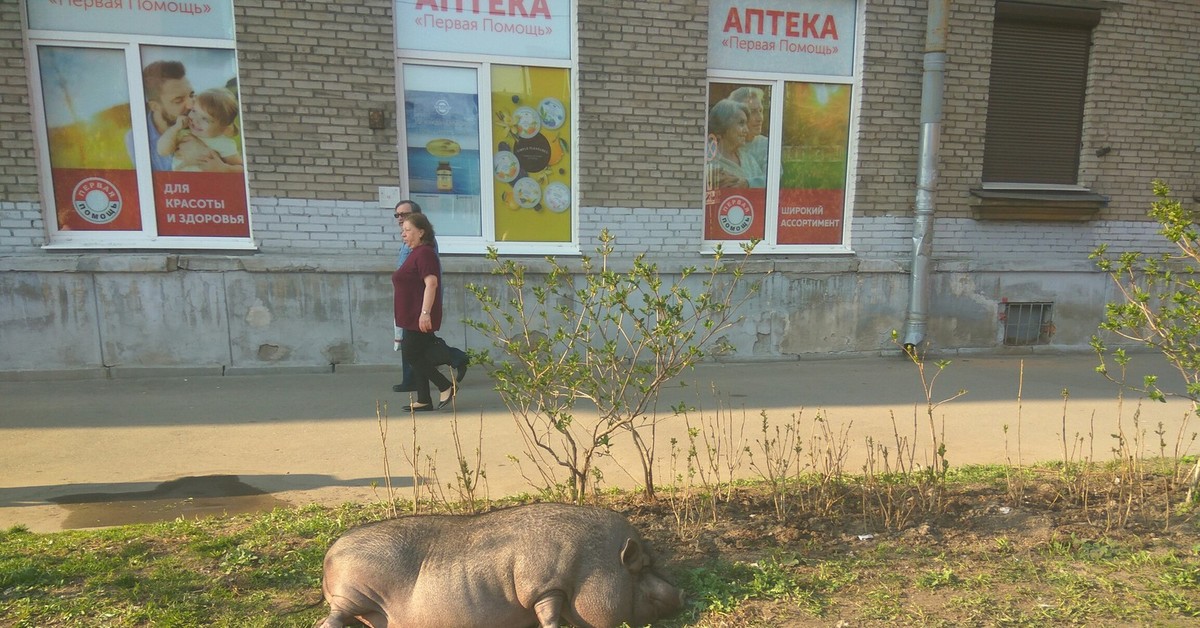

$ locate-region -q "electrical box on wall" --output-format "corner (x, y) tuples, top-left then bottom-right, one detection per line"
(378, 186), (401, 209)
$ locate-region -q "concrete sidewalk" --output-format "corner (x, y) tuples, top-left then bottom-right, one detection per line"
(2, 352), (1195, 533)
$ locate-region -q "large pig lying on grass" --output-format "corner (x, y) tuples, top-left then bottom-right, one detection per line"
(318, 502), (685, 628)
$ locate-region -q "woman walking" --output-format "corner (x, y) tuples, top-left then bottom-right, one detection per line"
(392, 212), (455, 411)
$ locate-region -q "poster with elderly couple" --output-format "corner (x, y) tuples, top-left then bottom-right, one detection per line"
(34, 17), (248, 239)
(704, 81), (851, 245)
(704, 0), (856, 246)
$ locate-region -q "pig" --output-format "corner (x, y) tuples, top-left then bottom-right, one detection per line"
(317, 502), (684, 628)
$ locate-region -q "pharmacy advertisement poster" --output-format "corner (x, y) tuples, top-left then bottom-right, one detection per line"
(490, 65), (572, 243)
(403, 73), (484, 238)
(39, 47), (142, 232)
(704, 82), (770, 241)
(140, 46), (249, 237)
(775, 82), (849, 245)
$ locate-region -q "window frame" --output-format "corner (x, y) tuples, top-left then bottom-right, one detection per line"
(393, 4), (579, 257)
(981, 2), (1100, 186)
(702, 0), (864, 255)
(22, 4), (254, 251)
(972, 0), (1106, 219)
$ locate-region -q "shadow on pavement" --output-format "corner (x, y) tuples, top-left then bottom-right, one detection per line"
(1, 474), (411, 529)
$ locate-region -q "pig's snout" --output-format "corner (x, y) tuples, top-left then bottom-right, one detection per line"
(669, 586), (686, 615)
(633, 572), (685, 623)
(662, 589), (686, 618)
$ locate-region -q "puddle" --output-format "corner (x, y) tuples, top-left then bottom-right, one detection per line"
(50, 475), (290, 529)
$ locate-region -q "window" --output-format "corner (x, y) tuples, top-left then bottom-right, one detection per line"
(394, 0), (575, 255)
(983, 2), (1100, 184)
(24, 0), (253, 249)
(704, 0), (860, 252)
(973, 1), (1106, 219)
(1002, 301), (1054, 346)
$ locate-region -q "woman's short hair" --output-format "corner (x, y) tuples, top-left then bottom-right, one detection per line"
(708, 99), (749, 136)
(403, 212), (436, 246)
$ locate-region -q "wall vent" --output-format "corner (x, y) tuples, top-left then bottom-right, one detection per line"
(1002, 302), (1054, 346)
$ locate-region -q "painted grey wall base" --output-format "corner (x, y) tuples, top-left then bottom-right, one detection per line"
(0, 248), (1130, 379)
(0, 199), (1165, 378)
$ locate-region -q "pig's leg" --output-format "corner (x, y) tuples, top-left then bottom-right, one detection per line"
(533, 589), (566, 628)
(315, 609), (354, 628)
(319, 595), (388, 628)
(316, 613), (386, 628)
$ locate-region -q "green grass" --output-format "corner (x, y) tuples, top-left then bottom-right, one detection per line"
(3, 477), (1200, 627)
(0, 502), (390, 628)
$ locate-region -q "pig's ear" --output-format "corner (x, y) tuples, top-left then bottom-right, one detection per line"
(620, 538), (647, 572)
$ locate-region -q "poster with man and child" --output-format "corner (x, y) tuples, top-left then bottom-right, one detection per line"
(139, 46), (249, 237)
(32, 0), (248, 239)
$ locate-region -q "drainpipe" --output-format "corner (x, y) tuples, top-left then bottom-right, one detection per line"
(902, 0), (948, 351)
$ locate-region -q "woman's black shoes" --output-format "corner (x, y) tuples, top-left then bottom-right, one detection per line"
(436, 388), (455, 410)
(453, 362), (468, 383)
(397, 387), (455, 411)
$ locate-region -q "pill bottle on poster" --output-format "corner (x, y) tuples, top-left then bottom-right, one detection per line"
(436, 161), (453, 191)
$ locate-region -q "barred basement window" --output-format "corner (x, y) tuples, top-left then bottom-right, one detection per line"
(1002, 302), (1054, 346)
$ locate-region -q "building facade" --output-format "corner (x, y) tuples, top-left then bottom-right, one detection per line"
(0, 0), (1196, 376)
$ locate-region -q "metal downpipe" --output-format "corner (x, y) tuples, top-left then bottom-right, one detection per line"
(902, 0), (948, 351)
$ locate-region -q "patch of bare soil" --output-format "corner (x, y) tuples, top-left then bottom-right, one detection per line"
(599, 478), (1200, 626)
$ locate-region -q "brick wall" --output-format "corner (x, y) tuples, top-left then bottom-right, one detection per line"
(235, 0), (400, 203)
(0, 1), (38, 204)
(251, 197), (397, 254)
(1080, 1), (1200, 218)
(856, 0), (1198, 226)
(853, 0), (925, 218)
(578, 206), (704, 257)
(3, 0), (1199, 366)
(0, 1), (44, 251)
(938, 0), (994, 221)
(576, 0), (709, 210)
(2, 0), (1197, 257)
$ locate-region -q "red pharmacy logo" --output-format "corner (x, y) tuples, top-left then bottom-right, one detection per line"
(717, 195), (753, 235)
(72, 177), (122, 225)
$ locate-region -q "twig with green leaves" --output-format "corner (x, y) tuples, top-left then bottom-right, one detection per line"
(896, 332), (967, 508)
(466, 230), (760, 503)
(1092, 179), (1200, 505)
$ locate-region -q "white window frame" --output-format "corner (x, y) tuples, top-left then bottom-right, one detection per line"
(23, 10), (254, 251)
(394, 19), (579, 256)
(703, 72), (861, 255)
(702, 0), (865, 255)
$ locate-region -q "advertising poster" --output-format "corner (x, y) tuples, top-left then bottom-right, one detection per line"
(38, 47), (142, 232)
(776, 82), (850, 245)
(26, 0), (235, 40)
(395, 0), (572, 60)
(404, 65), (483, 237)
(708, 0), (857, 77)
(139, 46), (250, 237)
(704, 83), (770, 241)
(490, 65), (572, 243)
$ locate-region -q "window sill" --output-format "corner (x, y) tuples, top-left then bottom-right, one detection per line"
(968, 188), (1108, 221)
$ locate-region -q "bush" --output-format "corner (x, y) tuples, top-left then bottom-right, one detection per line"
(466, 230), (759, 503)
(1091, 180), (1200, 503)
